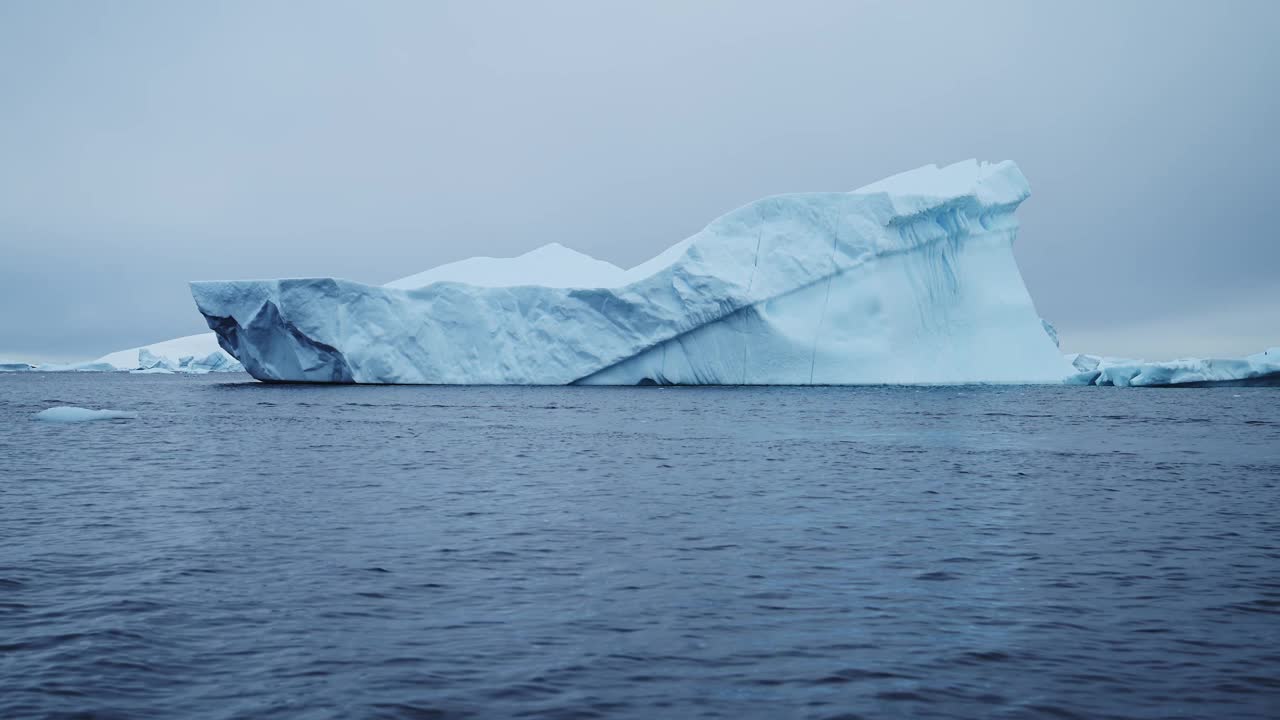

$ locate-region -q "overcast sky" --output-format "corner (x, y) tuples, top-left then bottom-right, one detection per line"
(2, 1), (1277, 362)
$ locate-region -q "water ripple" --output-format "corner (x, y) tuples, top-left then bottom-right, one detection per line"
(1, 374), (1277, 719)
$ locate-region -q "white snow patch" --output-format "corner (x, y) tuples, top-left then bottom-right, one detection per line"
(384, 242), (627, 290)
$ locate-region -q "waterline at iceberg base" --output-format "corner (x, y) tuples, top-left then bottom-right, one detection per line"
(191, 161), (1072, 385)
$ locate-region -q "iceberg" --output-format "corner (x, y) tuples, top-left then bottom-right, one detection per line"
(94, 333), (243, 373)
(75, 247), (612, 376)
(79, 244), (620, 375)
(190, 160), (1074, 385)
(1066, 348), (1280, 387)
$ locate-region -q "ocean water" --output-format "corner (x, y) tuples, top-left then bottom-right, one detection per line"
(1, 373), (1278, 720)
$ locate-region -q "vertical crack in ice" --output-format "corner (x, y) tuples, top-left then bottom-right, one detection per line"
(808, 211), (841, 385)
(809, 278), (834, 385)
(740, 228), (763, 385)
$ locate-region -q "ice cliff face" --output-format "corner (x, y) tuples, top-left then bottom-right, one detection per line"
(191, 160), (1074, 385)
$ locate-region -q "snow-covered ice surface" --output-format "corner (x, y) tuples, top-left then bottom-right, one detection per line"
(33, 406), (137, 423)
(1066, 348), (1280, 387)
(191, 160), (1074, 385)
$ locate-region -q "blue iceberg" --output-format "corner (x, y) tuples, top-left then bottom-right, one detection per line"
(190, 160), (1073, 385)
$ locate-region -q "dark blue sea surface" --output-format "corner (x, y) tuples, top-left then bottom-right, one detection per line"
(2, 373), (1278, 719)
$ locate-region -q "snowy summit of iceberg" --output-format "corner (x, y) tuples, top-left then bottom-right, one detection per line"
(189, 160), (1073, 385)
(385, 243), (628, 290)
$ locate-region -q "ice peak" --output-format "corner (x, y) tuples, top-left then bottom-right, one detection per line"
(384, 242), (626, 290)
(854, 159), (1029, 212)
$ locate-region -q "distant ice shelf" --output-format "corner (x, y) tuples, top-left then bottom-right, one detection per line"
(0, 334), (245, 374)
(190, 160), (1076, 385)
(1065, 348), (1280, 387)
(93, 334), (245, 374)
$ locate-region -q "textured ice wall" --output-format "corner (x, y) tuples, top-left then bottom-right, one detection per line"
(191, 161), (1072, 385)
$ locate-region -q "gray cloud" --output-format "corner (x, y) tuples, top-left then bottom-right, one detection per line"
(2, 0), (1277, 361)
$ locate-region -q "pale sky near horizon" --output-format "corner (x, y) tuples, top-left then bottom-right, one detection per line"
(2, 1), (1277, 362)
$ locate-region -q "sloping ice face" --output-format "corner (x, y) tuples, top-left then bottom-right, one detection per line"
(190, 160), (1073, 385)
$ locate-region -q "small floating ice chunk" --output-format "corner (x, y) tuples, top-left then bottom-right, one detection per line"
(34, 406), (138, 423)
